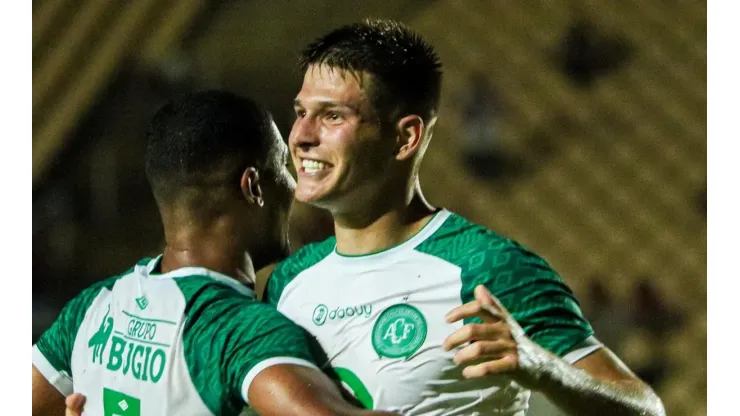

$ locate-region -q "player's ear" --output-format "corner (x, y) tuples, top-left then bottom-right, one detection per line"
(241, 167), (264, 207)
(394, 115), (424, 161)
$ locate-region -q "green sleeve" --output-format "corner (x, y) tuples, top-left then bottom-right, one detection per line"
(462, 241), (594, 357)
(228, 305), (318, 393)
(263, 237), (335, 306)
(263, 262), (290, 306)
(34, 275), (120, 378)
(179, 278), (317, 415)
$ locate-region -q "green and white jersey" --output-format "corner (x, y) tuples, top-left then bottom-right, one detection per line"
(32, 257), (317, 416)
(265, 210), (600, 415)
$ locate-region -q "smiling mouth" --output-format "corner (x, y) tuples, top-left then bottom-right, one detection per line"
(300, 158), (332, 174)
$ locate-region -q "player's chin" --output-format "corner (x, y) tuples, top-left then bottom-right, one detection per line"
(294, 184), (334, 205)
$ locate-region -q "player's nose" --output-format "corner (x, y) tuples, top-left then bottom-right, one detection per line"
(290, 117), (320, 150)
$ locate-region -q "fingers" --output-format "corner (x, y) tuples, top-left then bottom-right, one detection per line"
(452, 339), (517, 365)
(474, 284), (496, 306)
(446, 285), (512, 324)
(461, 354), (518, 379)
(443, 322), (511, 351)
(65, 393), (86, 416)
(445, 300), (505, 324)
(474, 285), (511, 316)
(444, 286), (524, 381)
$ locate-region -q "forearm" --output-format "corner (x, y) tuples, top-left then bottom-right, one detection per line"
(248, 365), (399, 416)
(32, 365), (66, 416)
(444, 287), (665, 415)
(524, 350), (665, 416)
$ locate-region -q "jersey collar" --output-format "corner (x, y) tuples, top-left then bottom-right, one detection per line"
(137, 255), (256, 299)
(331, 209), (452, 267)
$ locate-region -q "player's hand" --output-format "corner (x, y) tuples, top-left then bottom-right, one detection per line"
(442, 285), (548, 388)
(65, 392), (86, 416)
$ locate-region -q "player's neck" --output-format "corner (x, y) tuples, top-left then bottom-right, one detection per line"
(160, 216), (256, 287)
(333, 187), (437, 256)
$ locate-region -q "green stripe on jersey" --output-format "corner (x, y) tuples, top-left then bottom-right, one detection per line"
(176, 277), (317, 415)
(34, 260), (149, 378)
(414, 213), (593, 357)
(264, 238), (335, 305)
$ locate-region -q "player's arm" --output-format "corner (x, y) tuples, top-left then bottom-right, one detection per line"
(248, 364), (397, 416)
(232, 320), (397, 415)
(32, 282), (104, 416)
(447, 285), (664, 416)
(547, 343), (663, 415)
(60, 371), (395, 416)
(445, 243), (664, 416)
(189, 293), (392, 416)
(32, 365), (65, 416)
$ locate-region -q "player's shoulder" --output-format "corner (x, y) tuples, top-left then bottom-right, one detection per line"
(69, 258), (151, 308)
(420, 211), (554, 271)
(272, 236), (336, 280)
(419, 211), (515, 256)
(175, 274), (293, 331)
(174, 273), (256, 308)
(434, 211), (508, 245)
(177, 277), (300, 353)
(264, 237), (335, 305)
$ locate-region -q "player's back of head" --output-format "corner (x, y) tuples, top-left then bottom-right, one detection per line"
(300, 19), (442, 125)
(145, 91), (274, 210)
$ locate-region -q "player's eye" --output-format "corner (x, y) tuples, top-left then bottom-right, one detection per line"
(325, 112), (344, 123)
(294, 108), (306, 118)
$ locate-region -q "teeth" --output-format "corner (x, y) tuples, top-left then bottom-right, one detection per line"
(301, 159), (327, 173)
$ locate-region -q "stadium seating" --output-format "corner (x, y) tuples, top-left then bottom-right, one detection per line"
(32, 0), (206, 186)
(412, 2), (706, 415)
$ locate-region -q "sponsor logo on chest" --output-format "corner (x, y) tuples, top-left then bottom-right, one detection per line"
(312, 303), (373, 326)
(87, 305), (174, 384)
(309, 300), (429, 359)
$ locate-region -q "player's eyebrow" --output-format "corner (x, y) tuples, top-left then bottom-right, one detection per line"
(293, 99), (359, 114)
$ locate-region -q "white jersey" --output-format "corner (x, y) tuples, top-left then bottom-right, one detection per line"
(266, 210), (600, 415)
(33, 257), (317, 416)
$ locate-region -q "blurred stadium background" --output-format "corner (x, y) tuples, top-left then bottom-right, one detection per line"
(32, 1), (706, 415)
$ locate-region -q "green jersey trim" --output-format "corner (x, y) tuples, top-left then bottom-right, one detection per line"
(32, 344), (73, 395)
(141, 256), (255, 298)
(32, 267), (133, 389)
(176, 276), (317, 415)
(562, 336), (602, 363)
(264, 238), (335, 305)
(327, 210), (452, 269)
(414, 213), (595, 357)
(265, 211), (454, 305)
(240, 357), (319, 404)
(334, 209), (447, 258)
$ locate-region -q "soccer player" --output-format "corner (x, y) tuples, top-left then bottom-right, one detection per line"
(265, 20), (665, 415)
(31, 91), (395, 416)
